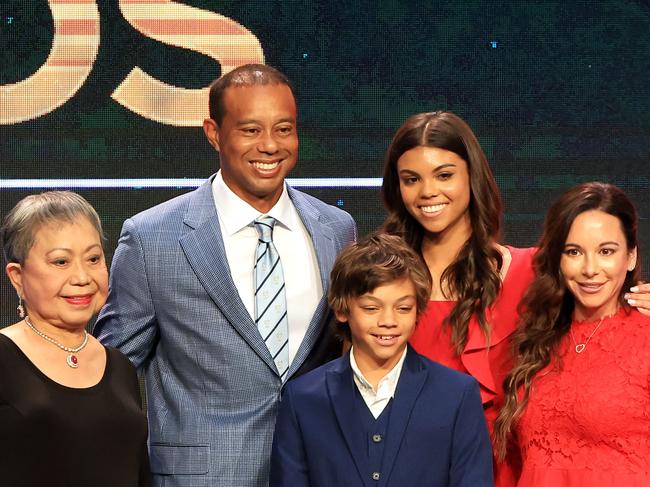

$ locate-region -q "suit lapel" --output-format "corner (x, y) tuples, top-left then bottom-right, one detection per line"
(326, 356), (373, 487)
(285, 187), (336, 377)
(288, 186), (335, 293)
(380, 347), (428, 486)
(179, 178), (277, 374)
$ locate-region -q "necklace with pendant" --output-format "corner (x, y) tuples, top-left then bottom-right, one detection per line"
(569, 317), (605, 354)
(24, 316), (88, 368)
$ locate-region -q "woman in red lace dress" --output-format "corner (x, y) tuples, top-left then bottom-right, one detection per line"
(494, 182), (650, 486)
(381, 111), (535, 486)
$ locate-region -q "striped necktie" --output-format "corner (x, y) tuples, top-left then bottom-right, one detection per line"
(254, 216), (289, 380)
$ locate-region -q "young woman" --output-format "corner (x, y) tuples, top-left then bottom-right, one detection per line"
(494, 182), (650, 486)
(381, 111), (534, 486)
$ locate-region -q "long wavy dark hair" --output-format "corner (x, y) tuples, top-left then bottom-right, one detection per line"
(381, 111), (503, 355)
(493, 182), (639, 459)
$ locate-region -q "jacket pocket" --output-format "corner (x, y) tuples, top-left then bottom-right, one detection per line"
(149, 443), (210, 475)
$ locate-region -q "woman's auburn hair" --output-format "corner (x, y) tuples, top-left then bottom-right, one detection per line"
(380, 111), (503, 355)
(493, 182), (639, 460)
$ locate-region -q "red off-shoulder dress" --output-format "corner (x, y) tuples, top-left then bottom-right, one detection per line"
(410, 246), (536, 487)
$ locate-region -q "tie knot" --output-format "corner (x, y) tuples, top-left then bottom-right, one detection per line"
(254, 215), (276, 243)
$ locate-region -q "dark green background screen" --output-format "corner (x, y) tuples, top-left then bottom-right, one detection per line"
(2, 1), (650, 326)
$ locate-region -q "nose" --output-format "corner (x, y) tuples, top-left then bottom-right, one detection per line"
(581, 253), (598, 277)
(70, 260), (92, 285)
(378, 309), (398, 328)
(419, 177), (439, 199)
(257, 129), (279, 154)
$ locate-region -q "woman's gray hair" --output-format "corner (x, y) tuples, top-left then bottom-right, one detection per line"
(1, 191), (104, 265)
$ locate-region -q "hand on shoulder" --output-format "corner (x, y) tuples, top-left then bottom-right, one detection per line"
(494, 243), (513, 281)
(625, 282), (650, 316)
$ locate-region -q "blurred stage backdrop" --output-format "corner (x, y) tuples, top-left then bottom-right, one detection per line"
(2, 0), (650, 327)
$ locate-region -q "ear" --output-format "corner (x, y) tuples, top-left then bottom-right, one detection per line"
(5, 263), (23, 296)
(334, 310), (349, 323)
(628, 247), (638, 272)
(202, 118), (220, 152)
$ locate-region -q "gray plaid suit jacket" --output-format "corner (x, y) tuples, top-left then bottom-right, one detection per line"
(94, 175), (357, 487)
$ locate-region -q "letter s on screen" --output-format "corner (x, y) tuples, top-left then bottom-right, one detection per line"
(113, 0), (264, 126)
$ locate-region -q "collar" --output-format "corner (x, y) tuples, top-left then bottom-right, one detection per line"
(212, 170), (296, 235)
(349, 346), (407, 397)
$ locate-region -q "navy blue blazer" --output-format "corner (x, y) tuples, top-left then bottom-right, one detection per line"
(270, 347), (493, 487)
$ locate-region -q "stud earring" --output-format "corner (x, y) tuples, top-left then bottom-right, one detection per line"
(17, 295), (25, 319)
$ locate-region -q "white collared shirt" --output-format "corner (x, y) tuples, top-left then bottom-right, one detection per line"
(350, 347), (408, 419)
(211, 171), (322, 367)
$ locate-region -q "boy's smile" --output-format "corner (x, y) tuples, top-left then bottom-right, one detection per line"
(336, 277), (418, 387)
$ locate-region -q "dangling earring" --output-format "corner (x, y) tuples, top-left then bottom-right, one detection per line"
(17, 295), (25, 319)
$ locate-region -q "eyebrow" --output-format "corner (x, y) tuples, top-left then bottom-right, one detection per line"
(394, 295), (417, 303)
(236, 117), (295, 126)
(360, 294), (416, 302)
(399, 163), (457, 174)
(45, 243), (102, 255)
(564, 241), (621, 247)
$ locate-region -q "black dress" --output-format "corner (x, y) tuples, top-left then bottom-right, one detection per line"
(0, 334), (151, 486)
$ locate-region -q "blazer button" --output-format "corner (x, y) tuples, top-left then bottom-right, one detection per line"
(372, 434), (382, 443)
(372, 472), (381, 481)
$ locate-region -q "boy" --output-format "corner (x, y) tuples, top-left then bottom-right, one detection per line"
(270, 234), (493, 487)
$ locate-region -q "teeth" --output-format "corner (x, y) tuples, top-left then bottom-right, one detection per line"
(253, 161), (279, 170)
(421, 203), (447, 213)
(378, 335), (395, 340)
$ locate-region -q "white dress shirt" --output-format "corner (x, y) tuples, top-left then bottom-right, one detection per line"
(350, 346), (408, 419)
(212, 171), (323, 366)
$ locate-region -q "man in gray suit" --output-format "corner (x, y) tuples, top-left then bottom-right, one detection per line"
(94, 64), (356, 487)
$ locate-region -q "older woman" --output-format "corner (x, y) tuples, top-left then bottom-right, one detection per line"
(0, 191), (150, 486)
(494, 182), (650, 486)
